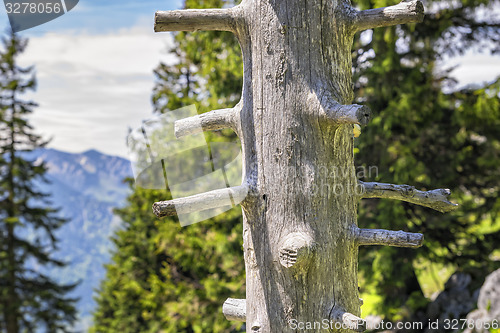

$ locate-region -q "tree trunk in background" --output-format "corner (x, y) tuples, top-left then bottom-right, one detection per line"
(153, 0), (459, 332)
(5, 118), (20, 333)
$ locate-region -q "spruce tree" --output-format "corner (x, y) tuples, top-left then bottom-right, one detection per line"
(0, 31), (78, 333)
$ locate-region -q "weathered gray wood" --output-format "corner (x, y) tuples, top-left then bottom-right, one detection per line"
(174, 105), (239, 138)
(328, 104), (371, 126)
(235, 0), (376, 329)
(152, 0), (445, 332)
(354, 0), (425, 33)
(354, 227), (424, 248)
(155, 8), (239, 32)
(278, 232), (315, 270)
(222, 298), (246, 322)
(152, 185), (248, 217)
(306, 88), (372, 125)
(330, 306), (366, 332)
(234, 1), (363, 330)
(359, 181), (458, 213)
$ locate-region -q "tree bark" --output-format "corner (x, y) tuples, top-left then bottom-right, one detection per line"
(152, 1), (447, 332)
(235, 1), (364, 331)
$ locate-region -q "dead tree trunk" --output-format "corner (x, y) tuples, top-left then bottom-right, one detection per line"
(153, 1), (457, 332)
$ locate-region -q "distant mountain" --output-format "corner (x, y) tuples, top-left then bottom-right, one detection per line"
(28, 148), (133, 332)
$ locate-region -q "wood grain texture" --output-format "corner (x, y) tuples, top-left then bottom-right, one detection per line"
(155, 8), (239, 32)
(152, 185), (248, 217)
(330, 306), (366, 332)
(222, 298), (246, 322)
(354, 0), (425, 33)
(174, 105), (239, 138)
(238, 0), (362, 330)
(354, 227), (424, 248)
(360, 181), (458, 213)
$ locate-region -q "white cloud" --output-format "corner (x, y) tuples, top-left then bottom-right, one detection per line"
(18, 21), (176, 158)
(15, 12), (500, 160)
(449, 52), (500, 88)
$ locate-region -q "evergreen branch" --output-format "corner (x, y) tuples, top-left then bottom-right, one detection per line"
(353, 226), (423, 248)
(359, 181), (458, 213)
(152, 185), (248, 217)
(174, 104), (240, 138)
(222, 298), (246, 322)
(155, 8), (239, 32)
(354, 0), (424, 33)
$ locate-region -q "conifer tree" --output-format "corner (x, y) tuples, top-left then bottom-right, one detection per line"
(0, 31), (78, 333)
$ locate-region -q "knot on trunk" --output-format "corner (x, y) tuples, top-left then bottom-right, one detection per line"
(278, 232), (315, 270)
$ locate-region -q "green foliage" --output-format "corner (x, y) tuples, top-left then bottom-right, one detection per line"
(92, 184), (244, 333)
(0, 31), (78, 332)
(92, 1), (245, 332)
(353, 0), (500, 320)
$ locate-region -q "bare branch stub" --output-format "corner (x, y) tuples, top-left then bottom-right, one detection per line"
(278, 232), (315, 270)
(354, 227), (424, 248)
(152, 185), (248, 218)
(222, 298), (246, 322)
(174, 106), (238, 138)
(359, 181), (458, 213)
(309, 91), (372, 126)
(354, 0), (425, 33)
(154, 8), (238, 32)
(325, 103), (372, 126)
(330, 305), (366, 332)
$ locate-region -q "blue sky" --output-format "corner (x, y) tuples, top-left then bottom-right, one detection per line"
(0, 0), (182, 158)
(0, 0), (499, 158)
(1, 0), (183, 34)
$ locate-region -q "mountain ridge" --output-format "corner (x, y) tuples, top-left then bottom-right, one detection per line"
(26, 147), (133, 331)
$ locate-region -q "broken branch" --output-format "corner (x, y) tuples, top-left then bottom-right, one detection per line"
(307, 90), (371, 125)
(155, 8), (238, 32)
(152, 185), (248, 218)
(222, 298), (246, 322)
(354, 0), (424, 33)
(359, 181), (458, 213)
(175, 106), (238, 138)
(354, 227), (423, 248)
(330, 305), (366, 332)
(326, 103), (371, 126)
